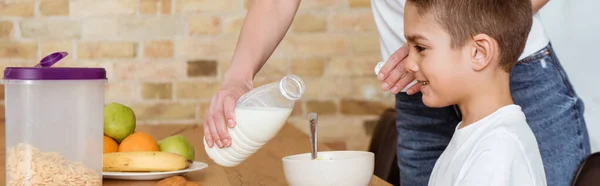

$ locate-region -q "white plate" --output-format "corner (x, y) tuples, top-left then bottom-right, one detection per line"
(102, 161), (209, 181)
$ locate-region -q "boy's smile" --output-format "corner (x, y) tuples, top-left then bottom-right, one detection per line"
(415, 75), (429, 92)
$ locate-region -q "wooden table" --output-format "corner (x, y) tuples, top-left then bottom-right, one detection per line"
(0, 123), (392, 186)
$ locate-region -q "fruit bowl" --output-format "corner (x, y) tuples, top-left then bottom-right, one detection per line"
(282, 151), (374, 186)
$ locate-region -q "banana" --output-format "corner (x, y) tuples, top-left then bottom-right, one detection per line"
(103, 151), (192, 172)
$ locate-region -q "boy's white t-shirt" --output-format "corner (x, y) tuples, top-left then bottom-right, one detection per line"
(370, 0), (551, 91)
(427, 104), (547, 186)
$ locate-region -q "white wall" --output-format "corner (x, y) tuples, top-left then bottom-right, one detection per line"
(539, 0), (600, 152)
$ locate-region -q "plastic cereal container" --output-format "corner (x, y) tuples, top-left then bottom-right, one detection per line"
(3, 52), (106, 186)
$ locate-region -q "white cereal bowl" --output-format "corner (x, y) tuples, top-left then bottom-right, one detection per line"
(282, 151), (375, 186)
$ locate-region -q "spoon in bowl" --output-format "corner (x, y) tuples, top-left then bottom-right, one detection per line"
(308, 112), (318, 160)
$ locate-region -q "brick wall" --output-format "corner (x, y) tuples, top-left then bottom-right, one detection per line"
(0, 0), (396, 150)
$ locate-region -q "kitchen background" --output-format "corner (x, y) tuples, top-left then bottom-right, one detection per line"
(0, 0), (395, 151)
(0, 0), (598, 152)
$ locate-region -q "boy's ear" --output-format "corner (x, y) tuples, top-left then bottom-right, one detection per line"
(470, 34), (497, 71)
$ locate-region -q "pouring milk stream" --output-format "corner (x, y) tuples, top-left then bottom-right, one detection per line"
(204, 75), (305, 167)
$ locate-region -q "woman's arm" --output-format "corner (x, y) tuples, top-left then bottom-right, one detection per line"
(204, 0), (302, 148)
(224, 0), (302, 83)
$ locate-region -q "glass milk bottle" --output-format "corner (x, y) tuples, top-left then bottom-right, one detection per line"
(3, 52), (106, 186)
(204, 74), (305, 167)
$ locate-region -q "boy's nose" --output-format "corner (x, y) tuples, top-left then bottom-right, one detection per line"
(404, 58), (419, 73)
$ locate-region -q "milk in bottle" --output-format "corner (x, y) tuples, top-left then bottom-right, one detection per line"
(204, 74), (305, 167)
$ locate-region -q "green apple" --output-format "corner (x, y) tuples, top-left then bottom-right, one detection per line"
(103, 102), (136, 143)
(158, 135), (195, 161)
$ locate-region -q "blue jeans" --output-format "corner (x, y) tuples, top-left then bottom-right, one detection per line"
(395, 43), (591, 186)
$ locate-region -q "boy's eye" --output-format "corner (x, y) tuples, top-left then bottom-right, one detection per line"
(414, 45), (425, 52)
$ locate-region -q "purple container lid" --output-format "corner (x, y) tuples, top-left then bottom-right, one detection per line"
(3, 52), (106, 80)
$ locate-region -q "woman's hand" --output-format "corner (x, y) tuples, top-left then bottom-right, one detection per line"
(378, 43), (421, 94)
(203, 78), (253, 148)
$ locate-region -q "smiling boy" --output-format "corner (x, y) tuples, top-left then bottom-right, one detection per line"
(402, 0), (547, 185)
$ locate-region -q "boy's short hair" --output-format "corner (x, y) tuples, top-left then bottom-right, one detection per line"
(407, 0), (533, 72)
